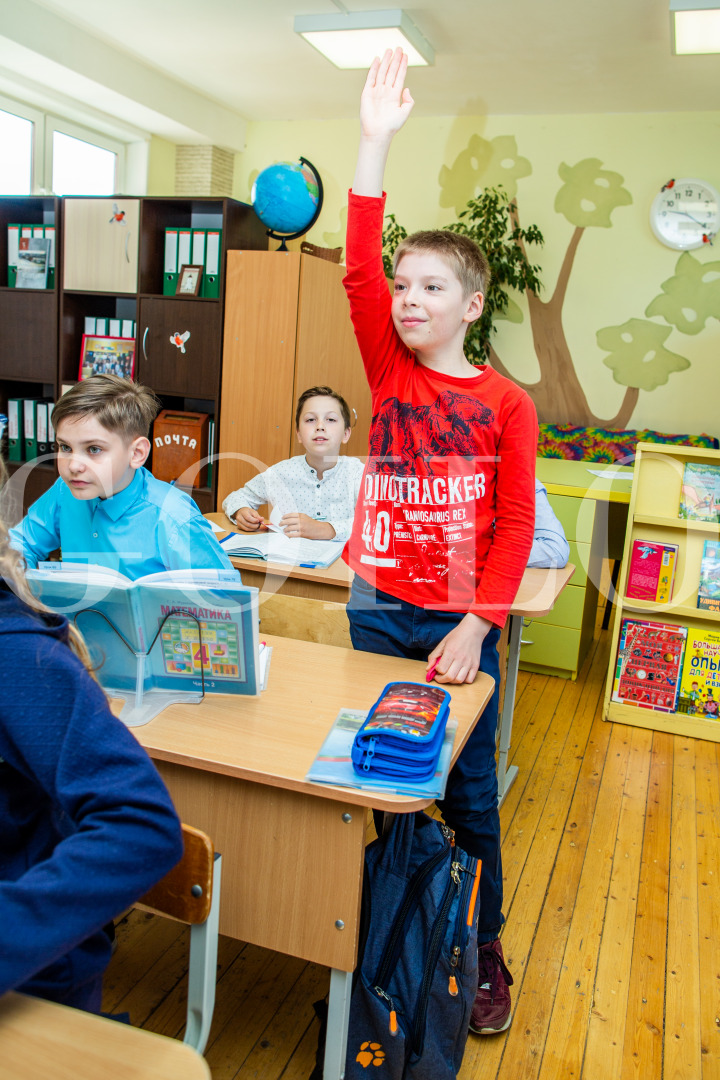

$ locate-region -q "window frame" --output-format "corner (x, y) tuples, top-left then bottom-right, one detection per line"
(0, 93), (127, 195)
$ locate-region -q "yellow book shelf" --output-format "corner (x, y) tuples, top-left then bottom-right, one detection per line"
(603, 442), (720, 741)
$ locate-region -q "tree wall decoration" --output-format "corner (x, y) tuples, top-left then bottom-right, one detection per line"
(388, 133), (720, 428)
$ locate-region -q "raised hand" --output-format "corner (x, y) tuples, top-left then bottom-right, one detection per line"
(352, 48), (414, 197)
(360, 47), (414, 140)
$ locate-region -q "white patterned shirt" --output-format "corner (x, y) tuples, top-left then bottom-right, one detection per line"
(222, 455), (365, 542)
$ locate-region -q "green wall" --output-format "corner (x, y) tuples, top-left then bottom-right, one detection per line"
(236, 110), (720, 437)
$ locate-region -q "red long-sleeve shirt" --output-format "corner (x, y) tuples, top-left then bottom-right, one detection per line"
(342, 192), (537, 627)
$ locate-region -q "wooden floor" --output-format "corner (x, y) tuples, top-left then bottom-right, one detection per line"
(104, 605), (720, 1079)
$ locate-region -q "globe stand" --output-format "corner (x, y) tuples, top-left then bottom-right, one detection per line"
(265, 156), (324, 252)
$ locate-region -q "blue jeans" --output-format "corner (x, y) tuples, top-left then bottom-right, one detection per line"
(347, 575), (503, 944)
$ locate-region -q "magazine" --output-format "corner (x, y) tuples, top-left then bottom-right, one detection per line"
(306, 707), (458, 798)
(25, 564), (268, 717)
(679, 462), (720, 523)
(611, 618), (687, 713)
(677, 628), (720, 719)
(697, 539), (720, 614)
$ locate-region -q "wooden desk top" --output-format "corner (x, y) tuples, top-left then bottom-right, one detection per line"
(0, 992), (210, 1080)
(536, 457), (633, 503)
(134, 634), (494, 813)
(208, 511), (572, 616)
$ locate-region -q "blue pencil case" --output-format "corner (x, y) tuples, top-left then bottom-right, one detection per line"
(351, 681), (451, 783)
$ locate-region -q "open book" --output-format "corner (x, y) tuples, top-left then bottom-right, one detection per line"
(219, 529), (344, 569)
(26, 563), (270, 726)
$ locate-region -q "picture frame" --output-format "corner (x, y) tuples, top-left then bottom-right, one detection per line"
(176, 263), (203, 297)
(79, 335), (136, 382)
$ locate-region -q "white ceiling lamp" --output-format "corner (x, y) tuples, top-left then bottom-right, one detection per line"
(670, 0), (720, 54)
(294, 8), (434, 69)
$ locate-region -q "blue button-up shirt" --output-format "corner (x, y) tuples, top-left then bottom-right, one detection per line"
(528, 479), (570, 568)
(9, 467), (237, 580)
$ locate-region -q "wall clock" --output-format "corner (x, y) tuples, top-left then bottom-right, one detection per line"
(649, 178), (720, 250)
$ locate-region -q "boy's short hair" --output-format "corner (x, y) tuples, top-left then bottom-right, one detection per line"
(393, 230), (491, 298)
(295, 385), (352, 431)
(51, 375), (160, 441)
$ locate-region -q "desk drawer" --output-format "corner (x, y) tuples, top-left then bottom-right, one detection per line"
(519, 622), (582, 671)
(527, 582), (585, 629)
(547, 493), (595, 544)
(566, 541), (590, 587)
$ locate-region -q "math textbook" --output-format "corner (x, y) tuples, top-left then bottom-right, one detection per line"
(26, 563), (265, 698)
(626, 539), (678, 603)
(677, 628), (720, 720)
(697, 539), (720, 614)
(611, 618), (687, 713)
(679, 462), (720, 523)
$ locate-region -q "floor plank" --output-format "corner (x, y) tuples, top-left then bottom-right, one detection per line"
(102, 610), (719, 1080)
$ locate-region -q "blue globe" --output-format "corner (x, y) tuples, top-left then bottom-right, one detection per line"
(251, 159), (322, 240)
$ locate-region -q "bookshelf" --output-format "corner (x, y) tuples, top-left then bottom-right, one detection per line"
(603, 442), (720, 741)
(1, 194), (267, 514)
(0, 196), (61, 510)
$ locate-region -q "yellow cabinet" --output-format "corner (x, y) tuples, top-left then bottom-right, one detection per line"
(520, 460), (633, 679)
(62, 197), (140, 293)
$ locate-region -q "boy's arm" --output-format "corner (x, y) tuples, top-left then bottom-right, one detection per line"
(164, 514), (238, 575)
(8, 483), (62, 569)
(528, 482), (570, 568)
(222, 472), (269, 526)
(352, 48), (414, 197)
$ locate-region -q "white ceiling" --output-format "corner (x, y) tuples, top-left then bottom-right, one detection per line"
(2, 0), (720, 145)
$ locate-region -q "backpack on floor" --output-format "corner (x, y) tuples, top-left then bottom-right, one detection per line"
(345, 810), (480, 1080)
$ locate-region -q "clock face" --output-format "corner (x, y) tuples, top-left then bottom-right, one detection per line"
(650, 178), (720, 251)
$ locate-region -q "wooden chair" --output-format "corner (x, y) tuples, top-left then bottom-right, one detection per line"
(137, 823), (221, 1056)
(258, 591), (352, 649)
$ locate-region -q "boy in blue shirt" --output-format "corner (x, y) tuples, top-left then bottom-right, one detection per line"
(10, 374), (236, 580)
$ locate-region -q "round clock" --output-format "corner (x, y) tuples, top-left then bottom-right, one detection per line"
(650, 177), (720, 250)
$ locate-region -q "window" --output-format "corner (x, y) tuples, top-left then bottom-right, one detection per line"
(52, 131), (117, 196)
(0, 107), (34, 195)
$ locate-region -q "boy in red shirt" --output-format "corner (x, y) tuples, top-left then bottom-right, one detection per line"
(343, 48), (538, 1034)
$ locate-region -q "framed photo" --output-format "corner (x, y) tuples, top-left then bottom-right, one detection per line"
(176, 263), (203, 297)
(79, 335), (136, 382)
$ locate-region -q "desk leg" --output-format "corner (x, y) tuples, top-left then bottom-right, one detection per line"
(497, 613), (522, 807)
(324, 968), (353, 1080)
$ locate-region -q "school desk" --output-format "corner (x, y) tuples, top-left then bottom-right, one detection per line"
(132, 636), (494, 1080)
(0, 991), (211, 1080)
(530, 457), (633, 678)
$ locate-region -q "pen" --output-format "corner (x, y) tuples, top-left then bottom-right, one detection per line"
(299, 562), (318, 568)
(426, 658), (440, 683)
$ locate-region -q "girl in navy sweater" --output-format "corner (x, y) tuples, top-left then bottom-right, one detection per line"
(0, 471), (183, 1011)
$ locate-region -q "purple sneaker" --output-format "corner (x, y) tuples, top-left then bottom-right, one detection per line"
(469, 938), (513, 1034)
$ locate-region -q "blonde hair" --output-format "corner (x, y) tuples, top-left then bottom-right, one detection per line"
(0, 463), (96, 676)
(52, 375), (160, 441)
(393, 229), (491, 298)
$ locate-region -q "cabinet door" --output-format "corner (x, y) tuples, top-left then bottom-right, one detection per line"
(138, 298), (221, 397)
(0, 291), (57, 380)
(63, 198), (140, 293)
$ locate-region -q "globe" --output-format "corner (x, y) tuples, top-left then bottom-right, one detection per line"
(251, 157), (323, 249)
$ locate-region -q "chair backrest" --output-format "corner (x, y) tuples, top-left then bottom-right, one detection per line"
(137, 823), (221, 1056)
(258, 591), (352, 649)
(139, 823), (214, 924)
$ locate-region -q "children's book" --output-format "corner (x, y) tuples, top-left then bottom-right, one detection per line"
(26, 563), (269, 726)
(626, 539), (678, 603)
(220, 529), (344, 569)
(697, 539), (720, 614)
(677, 628), (720, 719)
(679, 462), (720, 523)
(611, 618), (687, 713)
(306, 707), (458, 799)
